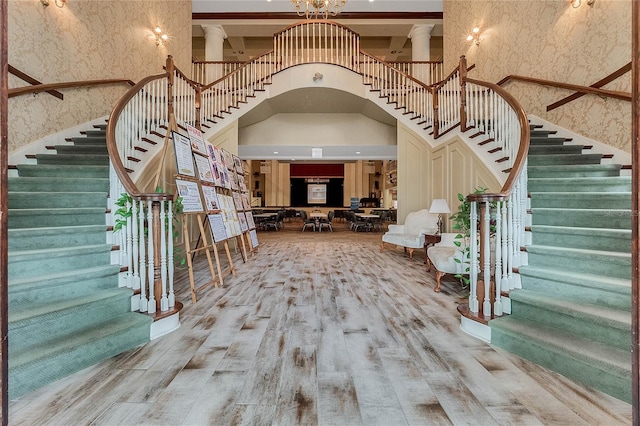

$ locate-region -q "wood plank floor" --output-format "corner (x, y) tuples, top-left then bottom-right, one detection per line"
(9, 221), (632, 425)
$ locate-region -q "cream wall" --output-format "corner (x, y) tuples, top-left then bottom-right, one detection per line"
(443, 0), (631, 152)
(396, 123), (501, 228)
(8, 0), (192, 153)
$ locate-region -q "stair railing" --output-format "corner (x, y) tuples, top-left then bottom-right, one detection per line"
(192, 61), (246, 85)
(461, 54), (530, 318)
(388, 61), (444, 87)
(432, 63), (462, 138)
(106, 55), (196, 316)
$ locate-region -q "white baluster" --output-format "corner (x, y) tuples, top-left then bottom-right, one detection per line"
(125, 199), (133, 288)
(160, 200), (168, 311)
(168, 200), (175, 308)
(500, 200), (509, 293)
(131, 199), (140, 290)
(138, 200), (147, 312)
(147, 200), (156, 314)
(494, 201), (503, 316)
(482, 202), (492, 317)
(469, 201), (479, 313)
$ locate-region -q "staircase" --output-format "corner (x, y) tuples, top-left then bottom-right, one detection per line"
(489, 126), (631, 403)
(8, 124), (152, 399)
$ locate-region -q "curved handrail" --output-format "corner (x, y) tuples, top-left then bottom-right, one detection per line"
(201, 49), (275, 92)
(497, 74), (631, 102)
(106, 72), (168, 198)
(359, 51), (434, 90)
(9, 78), (135, 98)
(465, 76), (530, 200)
(273, 19), (359, 37)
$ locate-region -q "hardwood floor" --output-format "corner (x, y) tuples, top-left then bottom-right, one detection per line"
(9, 221), (632, 425)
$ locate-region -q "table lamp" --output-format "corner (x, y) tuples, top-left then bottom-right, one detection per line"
(429, 198), (451, 234)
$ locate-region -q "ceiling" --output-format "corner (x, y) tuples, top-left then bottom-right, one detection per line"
(192, 1), (443, 160)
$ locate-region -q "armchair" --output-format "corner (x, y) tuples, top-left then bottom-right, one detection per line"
(426, 233), (465, 292)
(380, 209), (439, 259)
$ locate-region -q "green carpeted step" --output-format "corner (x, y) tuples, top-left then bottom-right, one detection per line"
(8, 225), (108, 250)
(529, 130), (557, 137)
(9, 312), (151, 399)
(530, 225), (630, 252)
(529, 192), (631, 210)
(528, 153), (603, 166)
(8, 176), (108, 192)
(69, 136), (106, 144)
(525, 245), (631, 279)
(531, 207), (630, 229)
(9, 264), (120, 307)
(490, 316), (630, 403)
(518, 265), (631, 310)
(53, 144), (108, 155)
(528, 164), (622, 178)
(9, 288), (133, 353)
(15, 164), (109, 178)
(528, 176), (631, 192)
(508, 290), (630, 349)
(528, 144), (584, 155)
(8, 207), (106, 228)
(528, 138), (565, 146)
(8, 191), (107, 209)
(94, 124), (107, 131)
(9, 244), (113, 280)
(35, 153), (109, 166)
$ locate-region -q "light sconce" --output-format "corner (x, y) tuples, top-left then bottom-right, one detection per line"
(40, 0), (67, 8)
(466, 27), (481, 46)
(572, 0), (595, 7)
(313, 72), (323, 82)
(153, 27), (168, 46)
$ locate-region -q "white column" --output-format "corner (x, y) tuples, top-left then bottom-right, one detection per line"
(409, 24), (434, 61)
(202, 25), (227, 81)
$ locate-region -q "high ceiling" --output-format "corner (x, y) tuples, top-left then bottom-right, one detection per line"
(192, 0), (443, 62)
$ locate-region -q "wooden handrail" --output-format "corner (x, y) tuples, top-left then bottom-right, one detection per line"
(274, 19), (359, 37)
(173, 66), (200, 91)
(8, 65), (63, 100)
(547, 62), (632, 111)
(201, 50), (275, 91)
(106, 73), (167, 197)
(359, 51), (434, 91)
(8, 78), (135, 98)
(465, 76), (531, 201)
(497, 74), (631, 102)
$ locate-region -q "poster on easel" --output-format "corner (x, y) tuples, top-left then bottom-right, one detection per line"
(173, 132), (196, 177)
(194, 154), (215, 183)
(201, 185), (221, 211)
(232, 192), (244, 212)
(233, 155), (244, 175)
(176, 179), (204, 213)
(207, 213), (228, 242)
(245, 211), (256, 230)
(242, 193), (251, 211)
(186, 124), (207, 155)
(238, 212), (249, 232)
(249, 229), (259, 248)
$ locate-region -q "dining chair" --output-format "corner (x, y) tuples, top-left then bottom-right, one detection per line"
(319, 210), (334, 232)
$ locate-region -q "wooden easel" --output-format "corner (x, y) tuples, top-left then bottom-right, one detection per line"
(182, 211), (219, 303)
(200, 213), (237, 281)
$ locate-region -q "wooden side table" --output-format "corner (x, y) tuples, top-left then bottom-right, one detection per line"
(424, 234), (441, 271)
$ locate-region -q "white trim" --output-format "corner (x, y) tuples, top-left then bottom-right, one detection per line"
(460, 316), (491, 343)
(150, 312), (181, 340)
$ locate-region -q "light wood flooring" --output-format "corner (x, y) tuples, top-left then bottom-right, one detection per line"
(9, 220), (633, 425)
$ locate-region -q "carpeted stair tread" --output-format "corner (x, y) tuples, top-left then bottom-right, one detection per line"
(528, 144), (585, 155)
(530, 208), (630, 229)
(528, 153), (603, 166)
(8, 191), (107, 209)
(15, 164), (109, 178)
(8, 208), (107, 229)
(53, 144), (108, 154)
(8, 224), (108, 250)
(530, 225), (630, 252)
(35, 153), (109, 166)
(528, 176), (631, 192)
(518, 265), (630, 310)
(529, 130), (556, 137)
(509, 290), (630, 334)
(490, 317), (630, 402)
(528, 164), (622, 178)
(8, 176), (109, 192)
(528, 138), (565, 146)
(9, 264), (120, 306)
(529, 192), (631, 210)
(526, 244), (630, 279)
(9, 312), (151, 399)
(69, 136), (106, 144)
(8, 287), (132, 325)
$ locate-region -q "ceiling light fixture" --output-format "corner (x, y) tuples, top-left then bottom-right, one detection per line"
(290, 0), (347, 19)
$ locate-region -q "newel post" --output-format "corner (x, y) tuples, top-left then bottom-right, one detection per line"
(166, 55), (175, 119)
(459, 55), (468, 133)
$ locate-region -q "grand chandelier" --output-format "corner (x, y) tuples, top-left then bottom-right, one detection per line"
(291, 0), (347, 19)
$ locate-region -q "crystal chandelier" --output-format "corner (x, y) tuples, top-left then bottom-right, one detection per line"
(291, 0), (347, 19)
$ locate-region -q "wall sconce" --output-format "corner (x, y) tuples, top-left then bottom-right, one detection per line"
(313, 72), (323, 82)
(572, 0), (595, 7)
(154, 27), (168, 46)
(466, 27), (481, 46)
(41, 0), (67, 8)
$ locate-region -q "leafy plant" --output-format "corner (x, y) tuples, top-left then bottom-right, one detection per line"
(449, 187), (489, 287)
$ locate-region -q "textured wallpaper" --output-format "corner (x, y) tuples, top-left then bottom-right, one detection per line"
(443, 0), (631, 153)
(8, 0), (192, 153)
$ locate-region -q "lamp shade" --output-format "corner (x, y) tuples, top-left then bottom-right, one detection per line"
(429, 198), (451, 214)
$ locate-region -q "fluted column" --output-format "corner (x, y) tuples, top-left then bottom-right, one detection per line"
(408, 24), (434, 61)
